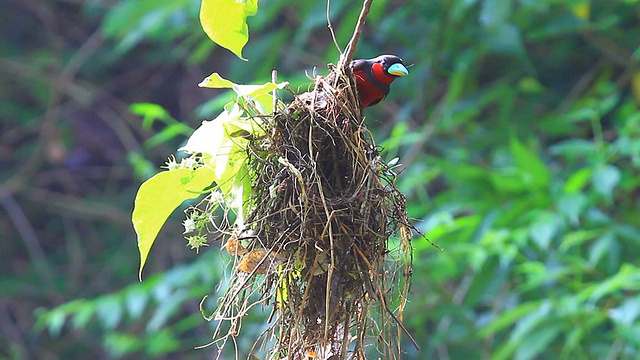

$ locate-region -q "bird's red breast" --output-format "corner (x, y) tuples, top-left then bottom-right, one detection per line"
(350, 55), (408, 108)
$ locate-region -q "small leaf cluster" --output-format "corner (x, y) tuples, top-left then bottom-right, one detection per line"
(132, 72), (287, 279)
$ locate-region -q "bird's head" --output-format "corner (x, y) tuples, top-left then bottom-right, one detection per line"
(374, 54), (409, 77)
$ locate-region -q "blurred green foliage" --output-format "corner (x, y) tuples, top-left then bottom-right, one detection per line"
(2, 0), (640, 359)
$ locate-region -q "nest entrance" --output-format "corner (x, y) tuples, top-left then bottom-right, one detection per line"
(212, 64), (415, 360)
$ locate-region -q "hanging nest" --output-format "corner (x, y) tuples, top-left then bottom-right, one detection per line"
(208, 63), (416, 359)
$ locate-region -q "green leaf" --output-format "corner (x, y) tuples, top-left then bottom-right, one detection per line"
(515, 262), (547, 292)
(441, 49), (478, 127)
(45, 309), (66, 337)
(179, 106), (243, 169)
(517, 76), (546, 94)
(96, 295), (123, 330)
(483, 23), (526, 56)
(103, 332), (142, 358)
(178, 105), (259, 182)
(147, 289), (188, 331)
(125, 287), (149, 319)
(133, 166), (216, 280)
(619, 324), (640, 349)
(130, 102), (170, 128)
(557, 193), (588, 226)
(198, 72), (288, 113)
(561, 312), (607, 357)
(609, 296), (640, 325)
(563, 167), (593, 193)
(178, 106), (259, 224)
(558, 229), (603, 253)
(492, 301), (553, 360)
(199, 0), (259, 60)
(510, 137), (551, 189)
(480, 301), (542, 336)
(580, 264), (640, 304)
(488, 170), (528, 194)
(588, 232), (615, 266)
(514, 323), (562, 360)
(528, 211), (560, 250)
(127, 152), (157, 180)
(143, 122), (193, 148)
(479, 0), (511, 28)
(591, 164), (621, 201)
(550, 139), (597, 159)
(130, 103), (193, 147)
(147, 329), (181, 355)
(198, 72), (235, 89)
(463, 256), (501, 306)
(101, 0), (181, 54)
(215, 145), (247, 196)
(71, 301), (95, 330)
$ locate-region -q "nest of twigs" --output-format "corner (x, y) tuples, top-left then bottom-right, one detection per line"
(209, 63), (415, 359)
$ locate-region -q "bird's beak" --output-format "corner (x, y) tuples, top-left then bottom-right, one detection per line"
(387, 63), (409, 77)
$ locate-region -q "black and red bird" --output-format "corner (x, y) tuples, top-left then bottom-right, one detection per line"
(350, 54), (409, 108)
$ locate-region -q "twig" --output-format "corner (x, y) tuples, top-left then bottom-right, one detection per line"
(272, 69), (278, 112)
(326, 0), (342, 55)
(0, 193), (51, 279)
(338, 0), (374, 70)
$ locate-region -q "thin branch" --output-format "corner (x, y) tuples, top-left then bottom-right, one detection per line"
(338, 0), (374, 70)
(272, 69), (278, 112)
(327, 0), (342, 55)
(0, 193), (54, 284)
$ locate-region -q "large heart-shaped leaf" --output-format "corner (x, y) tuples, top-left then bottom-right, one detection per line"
(133, 166), (215, 280)
(200, 0), (258, 60)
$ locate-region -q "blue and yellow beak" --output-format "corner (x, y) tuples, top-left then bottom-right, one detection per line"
(387, 63), (409, 77)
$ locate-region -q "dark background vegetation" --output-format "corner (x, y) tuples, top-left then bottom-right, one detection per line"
(2, 0), (640, 359)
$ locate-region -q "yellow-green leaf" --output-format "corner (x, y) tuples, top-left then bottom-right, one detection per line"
(198, 72), (236, 89)
(632, 71), (640, 105)
(178, 105), (244, 164)
(571, 2), (590, 21)
(133, 166), (215, 280)
(179, 106), (260, 220)
(198, 72), (288, 113)
(199, 0), (258, 60)
(228, 163), (252, 226)
(199, 72), (286, 97)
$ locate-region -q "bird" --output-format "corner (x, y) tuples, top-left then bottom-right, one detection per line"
(349, 54), (409, 108)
